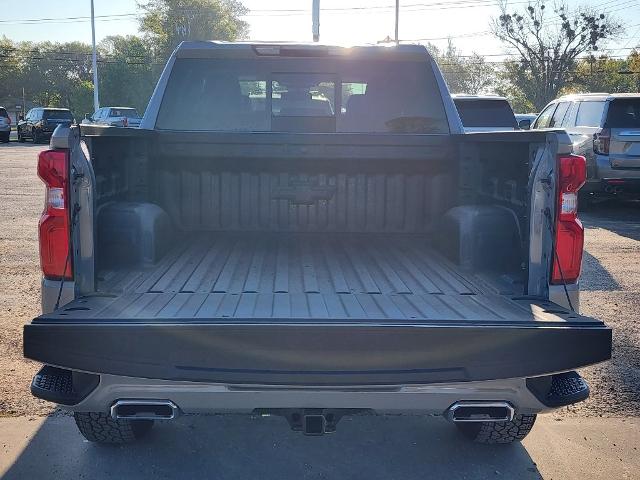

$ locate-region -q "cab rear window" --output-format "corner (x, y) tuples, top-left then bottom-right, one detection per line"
(110, 108), (139, 118)
(605, 99), (640, 128)
(156, 57), (449, 134)
(453, 100), (517, 128)
(43, 110), (73, 121)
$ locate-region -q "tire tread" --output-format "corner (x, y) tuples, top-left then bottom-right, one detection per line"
(457, 414), (537, 444)
(74, 412), (152, 444)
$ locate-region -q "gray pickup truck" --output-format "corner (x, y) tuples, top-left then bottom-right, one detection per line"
(24, 42), (611, 445)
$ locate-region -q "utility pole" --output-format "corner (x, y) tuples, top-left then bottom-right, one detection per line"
(90, 0), (100, 113)
(394, 0), (399, 45)
(312, 0), (320, 42)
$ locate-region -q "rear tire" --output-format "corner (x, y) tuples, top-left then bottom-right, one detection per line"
(18, 130), (25, 142)
(74, 412), (154, 444)
(0, 132), (9, 143)
(456, 414), (537, 444)
(32, 129), (40, 144)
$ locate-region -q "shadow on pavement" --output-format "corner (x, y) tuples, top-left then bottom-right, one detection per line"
(2, 414), (542, 480)
(582, 200), (640, 242)
(580, 251), (621, 291)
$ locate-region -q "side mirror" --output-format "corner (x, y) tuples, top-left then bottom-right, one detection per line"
(84, 113), (91, 120)
(518, 119), (532, 130)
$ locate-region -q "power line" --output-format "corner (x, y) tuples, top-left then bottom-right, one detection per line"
(0, 13), (138, 25)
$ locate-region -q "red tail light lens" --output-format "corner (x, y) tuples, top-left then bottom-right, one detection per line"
(38, 149), (72, 280)
(594, 128), (610, 155)
(552, 154), (586, 284)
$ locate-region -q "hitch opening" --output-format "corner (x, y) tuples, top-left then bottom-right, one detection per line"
(253, 408), (369, 435)
(303, 414), (326, 435)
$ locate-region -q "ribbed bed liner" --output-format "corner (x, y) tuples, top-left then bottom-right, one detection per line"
(67, 233), (574, 323)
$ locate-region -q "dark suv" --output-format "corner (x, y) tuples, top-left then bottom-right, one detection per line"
(18, 107), (74, 143)
(533, 93), (640, 198)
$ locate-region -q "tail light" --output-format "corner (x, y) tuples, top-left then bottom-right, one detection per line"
(7, 116), (11, 125)
(551, 154), (586, 284)
(38, 149), (72, 279)
(593, 128), (610, 155)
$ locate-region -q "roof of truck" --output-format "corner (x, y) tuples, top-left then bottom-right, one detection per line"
(451, 94), (509, 101)
(174, 41), (433, 60)
(554, 93), (640, 102)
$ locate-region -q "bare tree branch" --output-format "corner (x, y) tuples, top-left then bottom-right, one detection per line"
(491, 0), (623, 109)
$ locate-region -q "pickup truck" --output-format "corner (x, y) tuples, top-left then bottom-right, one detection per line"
(24, 42), (611, 445)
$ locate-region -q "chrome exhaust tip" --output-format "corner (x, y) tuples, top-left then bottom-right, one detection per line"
(445, 401), (515, 423)
(110, 400), (179, 420)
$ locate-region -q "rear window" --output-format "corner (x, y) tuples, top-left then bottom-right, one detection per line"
(43, 110), (73, 121)
(605, 99), (640, 128)
(454, 99), (517, 128)
(156, 57), (449, 134)
(575, 101), (605, 127)
(110, 108), (139, 118)
(0, 108), (8, 118)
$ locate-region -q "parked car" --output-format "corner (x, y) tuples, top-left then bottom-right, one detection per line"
(0, 107), (11, 143)
(515, 113), (538, 130)
(17, 107), (74, 143)
(533, 93), (640, 198)
(452, 95), (519, 132)
(85, 106), (142, 127)
(24, 42), (610, 446)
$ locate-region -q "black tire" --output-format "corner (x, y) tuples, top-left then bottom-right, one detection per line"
(0, 132), (9, 143)
(32, 129), (40, 144)
(74, 412), (154, 444)
(456, 414), (537, 444)
(18, 129), (25, 142)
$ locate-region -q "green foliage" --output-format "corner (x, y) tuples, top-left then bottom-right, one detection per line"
(428, 40), (496, 94)
(0, 1), (248, 116)
(98, 35), (158, 113)
(569, 55), (636, 94)
(139, 0), (249, 59)
(69, 81), (95, 119)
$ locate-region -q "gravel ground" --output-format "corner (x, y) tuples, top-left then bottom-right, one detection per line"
(0, 142), (638, 418)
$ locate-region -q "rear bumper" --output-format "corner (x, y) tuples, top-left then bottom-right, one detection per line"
(61, 373), (552, 415)
(24, 320), (611, 386)
(584, 154), (640, 195)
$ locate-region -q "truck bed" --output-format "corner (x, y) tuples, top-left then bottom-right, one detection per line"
(27, 232), (611, 384)
(65, 232), (549, 323)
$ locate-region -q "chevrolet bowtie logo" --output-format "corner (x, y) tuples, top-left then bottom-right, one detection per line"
(271, 184), (337, 205)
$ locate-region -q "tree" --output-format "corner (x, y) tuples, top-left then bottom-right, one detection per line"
(494, 66), (538, 113)
(428, 40), (496, 94)
(139, 0), (249, 60)
(492, 0), (623, 110)
(0, 36), (160, 117)
(570, 54), (636, 94)
(98, 35), (159, 113)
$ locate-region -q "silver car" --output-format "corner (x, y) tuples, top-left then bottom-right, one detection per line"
(85, 106), (142, 128)
(533, 93), (640, 198)
(0, 107), (11, 143)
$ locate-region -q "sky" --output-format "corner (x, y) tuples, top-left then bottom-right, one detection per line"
(0, 0), (639, 61)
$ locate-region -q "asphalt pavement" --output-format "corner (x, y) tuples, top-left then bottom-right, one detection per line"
(1, 414), (638, 480)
